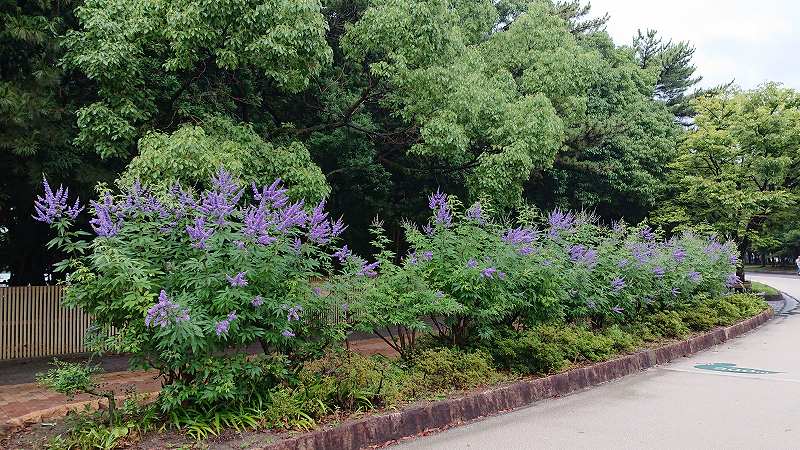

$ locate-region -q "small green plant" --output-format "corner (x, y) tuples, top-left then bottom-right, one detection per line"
(645, 311), (690, 338)
(400, 348), (502, 398)
(37, 360), (120, 424)
(489, 330), (568, 375)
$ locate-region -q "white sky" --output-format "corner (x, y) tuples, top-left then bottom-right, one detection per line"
(588, 0), (800, 90)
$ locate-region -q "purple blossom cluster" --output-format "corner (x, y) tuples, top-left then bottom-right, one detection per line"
(502, 227), (537, 246)
(334, 245), (352, 263)
(90, 193), (123, 237)
(569, 244), (598, 268)
(610, 277), (625, 292)
(226, 271), (248, 287)
(548, 209), (575, 236)
(186, 217), (213, 249)
(287, 304), (303, 321)
(672, 248), (687, 263)
(33, 178), (83, 224)
(359, 261), (379, 278)
(465, 202), (484, 223)
(725, 273), (742, 289)
(215, 311), (237, 336)
(145, 290), (190, 328)
(481, 267), (506, 279)
(200, 168), (244, 225)
(428, 189), (452, 227)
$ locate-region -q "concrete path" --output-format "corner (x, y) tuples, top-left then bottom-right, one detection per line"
(397, 273), (800, 450)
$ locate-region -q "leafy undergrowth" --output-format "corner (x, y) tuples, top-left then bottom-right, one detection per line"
(4, 294), (767, 450)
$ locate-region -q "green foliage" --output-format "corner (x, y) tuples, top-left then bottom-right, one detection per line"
(489, 330), (569, 375)
(707, 293), (767, 325)
(337, 219), (464, 358)
(63, 0), (331, 158)
(750, 281), (779, 296)
(653, 83), (800, 256)
(645, 311), (689, 338)
(36, 360), (101, 400)
(36, 360), (123, 426)
(400, 348), (501, 398)
(119, 117), (329, 202)
(299, 350), (404, 410)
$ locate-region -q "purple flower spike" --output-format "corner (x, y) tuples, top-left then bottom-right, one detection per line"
(466, 259), (478, 268)
(465, 202), (484, 223)
(672, 248), (687, 263)
(428, 189), (452, 227)
(334, 245), (352, 263)
(639, 227), (655, 241)
(725, 273), (741, 289)
(287, 305), (303, 321)
(90, 193), (122, 237)
(481, 267), (498, 279)
(548, 209), (575, 236)
(652, 266), (666, 278)
(145, 290), (189, 328)
(252, 178), (288, 208)
(359, 261), (379, 278)
(282, 329), (295, 338)
(422, 251), (433, 261)
(33, 177), (84, 223)
(671, 287), (681, 297)
(688, 271), (702, 283)
(569, 244), (598, 268)
(226, 271), (248, 287)
(186, 216), (213, 249)
(611, 305), (624, 314)
(251, 296), (264, 307)
(611, 277), (625, 292)
(503, 227), (538, 246)
(215, 310), (238, 336)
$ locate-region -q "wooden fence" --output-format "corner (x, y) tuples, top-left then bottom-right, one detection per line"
(0, 285), (360, 361)
(0, 285), (96, 361)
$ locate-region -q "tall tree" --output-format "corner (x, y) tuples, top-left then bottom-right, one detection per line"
(653, 83), (800, 259)
(633, 29), (702, 118)
(1, 0), (114, 285)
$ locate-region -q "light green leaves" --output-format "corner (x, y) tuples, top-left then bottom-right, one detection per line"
(120, 116), (329, 202)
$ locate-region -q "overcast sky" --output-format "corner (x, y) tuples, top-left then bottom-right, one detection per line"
(588, 0), (800, 90)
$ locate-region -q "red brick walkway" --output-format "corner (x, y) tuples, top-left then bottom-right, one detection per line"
(0, 338), (395, 438)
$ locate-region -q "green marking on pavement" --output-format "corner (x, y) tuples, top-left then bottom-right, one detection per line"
(694, 362), (781, 375)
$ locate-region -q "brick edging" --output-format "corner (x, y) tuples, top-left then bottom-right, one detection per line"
(267, 308), (774, 450)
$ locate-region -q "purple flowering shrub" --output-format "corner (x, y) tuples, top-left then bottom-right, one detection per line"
(540, 220), (740, 326)
(401, 192), (533, 345)
(397, 191), (741, 345)
(34, 168), (349, 409)
(328, 219), (463, 359)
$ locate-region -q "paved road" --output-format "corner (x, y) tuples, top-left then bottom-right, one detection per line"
(397, 273), (800, 449)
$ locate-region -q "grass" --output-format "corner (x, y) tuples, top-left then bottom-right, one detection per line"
(750, 281), (780, 296)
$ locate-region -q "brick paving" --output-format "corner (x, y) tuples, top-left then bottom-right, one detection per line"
(0, 338), (395, 438)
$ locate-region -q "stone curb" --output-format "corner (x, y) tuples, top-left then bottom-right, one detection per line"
(266, 308), (774, 450)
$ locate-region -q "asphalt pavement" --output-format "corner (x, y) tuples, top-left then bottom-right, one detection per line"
(397, 273), (800, 449)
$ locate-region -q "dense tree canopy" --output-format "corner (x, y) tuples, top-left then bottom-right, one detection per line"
(653, 83), (800, 258)
(1, 0), (734, 284)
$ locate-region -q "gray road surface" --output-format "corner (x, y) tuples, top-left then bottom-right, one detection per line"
(397, 273), (800, 449)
